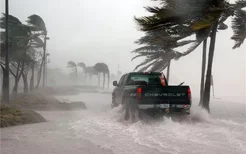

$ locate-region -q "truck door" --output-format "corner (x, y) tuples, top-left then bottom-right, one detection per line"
(115, 74), (127, 104)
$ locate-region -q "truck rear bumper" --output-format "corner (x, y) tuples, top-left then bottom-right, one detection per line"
(138, 104), (191, 109)
(138, 104), (191, 114)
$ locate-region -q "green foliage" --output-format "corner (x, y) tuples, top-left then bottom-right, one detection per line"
(231, 9), (246, 49)
(27, 14), (47, 32)
(132, 0), (246, 72)
(94, 63), (109, 73)
(0, 105), (22, 127)
(67, 61), (77, 68)
(77, 62), (86, 69)
(0, 14), (46, 64)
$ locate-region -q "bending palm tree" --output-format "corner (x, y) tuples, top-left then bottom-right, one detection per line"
(78, 62), (86, 84)
(134, 0), (246, 112)
(27, 14), (48, 88)
(67, 61), (77, 81)
(94, 63), (110, 89)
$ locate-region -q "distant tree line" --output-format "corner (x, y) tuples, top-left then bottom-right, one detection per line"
(67, 61), (110, 89)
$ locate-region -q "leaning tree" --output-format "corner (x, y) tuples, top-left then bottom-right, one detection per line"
(94, 63), (110, 89)
(134, 0), (246, 112)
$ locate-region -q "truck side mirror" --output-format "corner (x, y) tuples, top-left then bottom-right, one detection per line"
(113, 81), (118, 87)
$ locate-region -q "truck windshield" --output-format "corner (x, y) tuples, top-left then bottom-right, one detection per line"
(126, 73), (163, 85)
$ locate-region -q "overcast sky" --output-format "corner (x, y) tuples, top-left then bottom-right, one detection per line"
(0, 0), (245, 101)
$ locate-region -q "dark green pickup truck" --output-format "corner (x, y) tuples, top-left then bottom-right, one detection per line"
(111, 72), (192, 121)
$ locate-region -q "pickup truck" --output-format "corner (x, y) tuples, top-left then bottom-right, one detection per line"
(111, 72), (192, 121)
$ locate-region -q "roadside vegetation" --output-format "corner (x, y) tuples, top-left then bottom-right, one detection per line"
(0, 90), (87, 128)
(132, 0), (246, 112)
(0, 104), (45, 128)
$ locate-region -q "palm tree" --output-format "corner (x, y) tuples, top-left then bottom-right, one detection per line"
(77, 62), (86, 71)
(131, 29), (195, 81)
(199, 39), (207, 106)
(94, 63), (110, 89)
(134, 0), (246, 112)
(0, 13), (30, 101)
(77, 62), (86, 84)
(27, 14), (48, 88)
(1, 13), (43, 97)
(83, 66), (97, 85)
(67, 61), (77, 81)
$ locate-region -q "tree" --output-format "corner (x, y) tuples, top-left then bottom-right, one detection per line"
(131, 29), (195, 79)
(1, 14), (32, 98)
(84, 66), (97, 85)
(134, 0), (246, 112)
(199, 39), (207, 106)
(77, 62), (86, 71)
(1, 13), (48, 100)
(202, 1), (246, 111)
(94, 63), (110, 89)
(67, 61), (78, 81)
(77, 62), (86, 84)
(27, 14), (48, 88)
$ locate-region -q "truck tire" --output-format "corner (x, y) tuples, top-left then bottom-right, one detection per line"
(123, 98), (139, 122)
(111, 94), (118, 108)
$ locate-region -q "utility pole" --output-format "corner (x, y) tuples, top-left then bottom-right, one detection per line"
(2, 0), (10, 103)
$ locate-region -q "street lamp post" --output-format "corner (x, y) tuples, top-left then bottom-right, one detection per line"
(2, 0), (10, 103)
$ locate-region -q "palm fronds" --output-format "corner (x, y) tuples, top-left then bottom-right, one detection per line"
(67, 61), (77, 68)
(27, 14), (46, 32)
(77, 62), (86, 69)
(231, 9), (246, 49)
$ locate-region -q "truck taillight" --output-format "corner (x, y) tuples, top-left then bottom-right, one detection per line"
(160, 73), (166, 86)
(188, 88), (191, 99)
(137, 87), (142, 99)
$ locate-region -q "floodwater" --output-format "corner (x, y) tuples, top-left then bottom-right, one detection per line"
(1, 92), (246, 154)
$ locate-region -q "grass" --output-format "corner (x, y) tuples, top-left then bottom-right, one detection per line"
(11, 92), (87, 111)
(1, 89), (86, 128)
(0, 104), (46, 128)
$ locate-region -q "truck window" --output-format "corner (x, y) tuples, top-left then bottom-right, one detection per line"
(118, 74), (127, 86)
(122, 74), (129, 85)
(126, 73), (163, 85)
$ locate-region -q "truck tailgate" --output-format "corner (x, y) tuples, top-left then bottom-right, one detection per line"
(138, 85), (191, 105)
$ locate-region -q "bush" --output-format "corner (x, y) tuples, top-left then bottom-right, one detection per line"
(0, 105), (46, 128)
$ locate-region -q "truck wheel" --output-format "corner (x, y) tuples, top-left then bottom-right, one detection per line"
(123, 98), (130, 120)
(111, 96), (118, 108)
(123, 98), (139, 122)
(111, 103), (118, 108)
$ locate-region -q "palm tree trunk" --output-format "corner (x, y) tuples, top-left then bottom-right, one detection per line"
(2, 68), (9, 102)
(199, 39), (207, 106)
(11, 70), (22, 98)
(75, 67), (78, 83)
(108, 72), (110, 89)
(42, 35), (47, 88)
(98, 73), (101, 87)
(30, 63), (35, 91)
(12, 76), (18, 99)
(36, 59), (44, 88)
(90, 74), (92, 85)
(202, 21), (218, 113)
(22, 72), (28, 94)
(103, 73), (105, 89)
(11, 62), (22, 99)
(166, 60), (171, 82)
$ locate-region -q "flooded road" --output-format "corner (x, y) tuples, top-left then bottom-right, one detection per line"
(1, 92), (246, 154)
